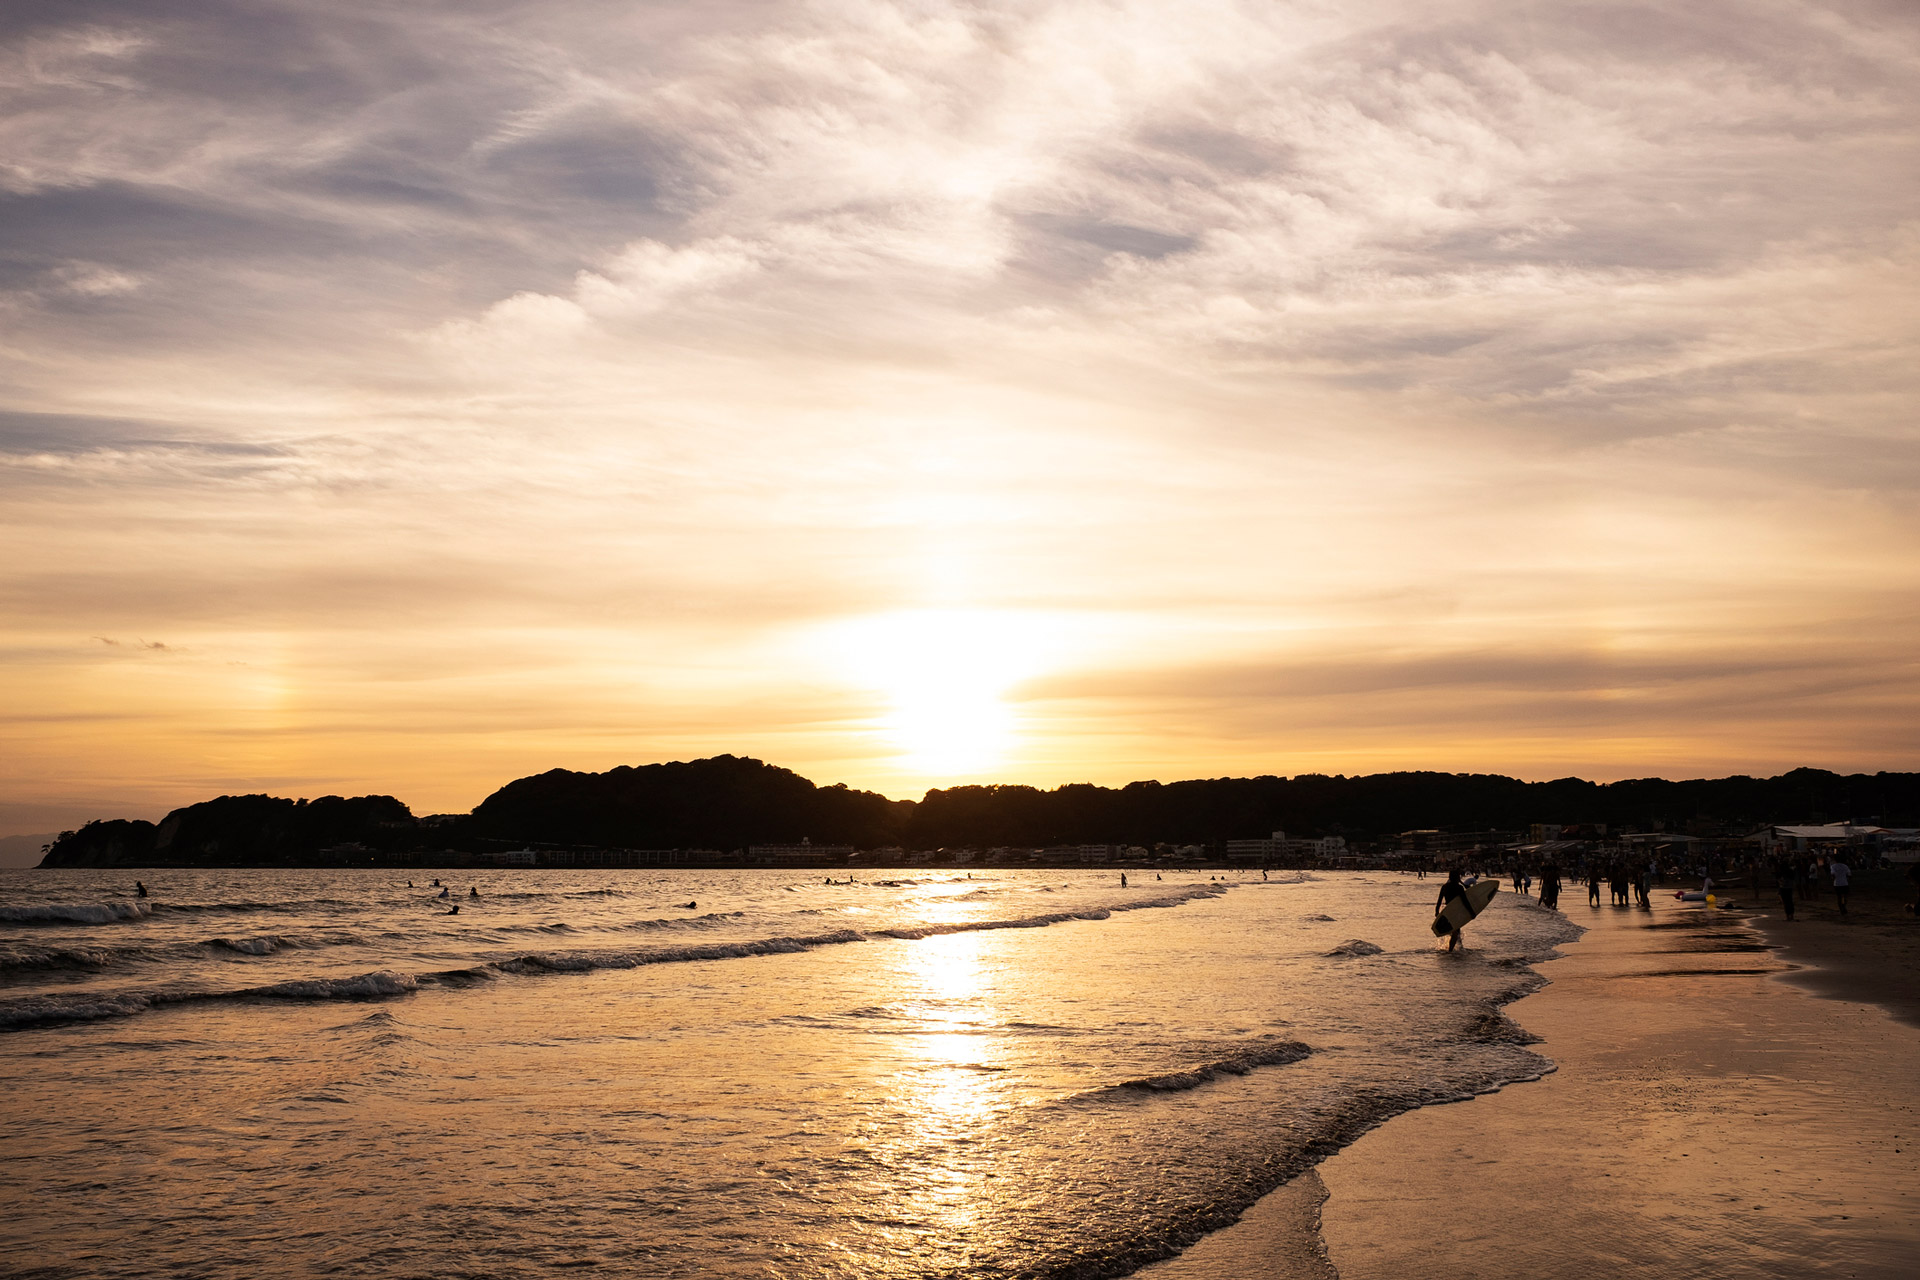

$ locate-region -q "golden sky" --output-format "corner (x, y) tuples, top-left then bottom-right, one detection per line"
(4, 0), (1918, 832)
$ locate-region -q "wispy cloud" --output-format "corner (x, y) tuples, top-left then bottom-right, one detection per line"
(2, 1), (1917, 823)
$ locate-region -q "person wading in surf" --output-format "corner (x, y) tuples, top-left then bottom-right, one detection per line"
(1436, 868), (1467, 952)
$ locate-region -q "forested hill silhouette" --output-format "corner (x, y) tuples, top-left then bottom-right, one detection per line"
(470, 755), (910, 849)
(39, 794), (413, 868)
(900, 767), (1920, 847)
(35, 756), (1920, 866)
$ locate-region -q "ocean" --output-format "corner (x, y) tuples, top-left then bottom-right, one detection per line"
(0, 868), (1578, 1279)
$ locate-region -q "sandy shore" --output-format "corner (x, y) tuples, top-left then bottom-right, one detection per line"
(1745, 867), (1920, 1030)
(1144, 884), (1920, 1279)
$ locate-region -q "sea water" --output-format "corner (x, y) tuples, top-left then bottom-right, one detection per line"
(0, 868), (1578, 1279)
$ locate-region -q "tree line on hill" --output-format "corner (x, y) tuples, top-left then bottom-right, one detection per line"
(36, 754), (1920, 867)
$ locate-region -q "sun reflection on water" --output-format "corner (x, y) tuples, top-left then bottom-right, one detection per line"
(883, 931), (1005, 1244)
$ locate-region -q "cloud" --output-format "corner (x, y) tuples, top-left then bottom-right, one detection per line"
(0, 0), (1917, 812)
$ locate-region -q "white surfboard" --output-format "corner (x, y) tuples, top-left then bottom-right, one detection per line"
(1431, 879), (1498, 936)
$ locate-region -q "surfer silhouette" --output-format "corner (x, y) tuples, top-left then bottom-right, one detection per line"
(135, 881), (147, 898)
(1436, 869), (1467, 951)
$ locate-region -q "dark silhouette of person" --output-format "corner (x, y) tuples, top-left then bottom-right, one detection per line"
(134, 881), (147, 898)
(448, 903), (459, 915)
(1436, 869), (1467, 951)
(1120, 873), (1127, 887)
(469, 886), (480, 898)
(1777, 857), (1796, 921)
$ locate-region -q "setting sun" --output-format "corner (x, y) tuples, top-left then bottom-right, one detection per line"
(815, 610), (1071, 779)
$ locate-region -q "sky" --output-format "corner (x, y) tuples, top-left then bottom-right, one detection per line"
(3, 0), (1918, 834)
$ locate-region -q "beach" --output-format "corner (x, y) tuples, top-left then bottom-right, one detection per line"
(1154, 877), (1920, 1279)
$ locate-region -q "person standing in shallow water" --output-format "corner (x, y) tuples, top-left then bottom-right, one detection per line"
(1776, 856), (1797, 921)
(1435, 868), (1467, 952)
(1829, 856), (1851, 916)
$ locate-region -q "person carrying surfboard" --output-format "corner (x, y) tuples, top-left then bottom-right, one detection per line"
(1436, 868), (1468, 951)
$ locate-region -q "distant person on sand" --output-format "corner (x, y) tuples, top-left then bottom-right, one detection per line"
(1120, 873), (1127, 887)
(1829, 857), (1851, 916)
(1776, 857), (1796, 921)
(1588, 869), (1601, 907)
(1436, 868), (1467, 952)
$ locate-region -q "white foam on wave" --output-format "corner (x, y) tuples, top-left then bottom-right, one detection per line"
(1096, 1039), (1315, 1097)
(0, 901), (153, 925)
(248, 970), (418, 1001)
(873, 885), (1224, 940)
(0, 967), (422, 1032)
(485, 930), (870, 977)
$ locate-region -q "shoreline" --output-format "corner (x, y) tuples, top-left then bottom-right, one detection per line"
(1140, 883), (1920, 1279)
(1316, 889), (1918, 1278)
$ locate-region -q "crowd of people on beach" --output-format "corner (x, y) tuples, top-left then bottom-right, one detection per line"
(1409, 844), (1911, 928)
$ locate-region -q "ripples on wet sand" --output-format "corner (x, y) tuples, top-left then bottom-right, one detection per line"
(0, 869), (1575, 1279)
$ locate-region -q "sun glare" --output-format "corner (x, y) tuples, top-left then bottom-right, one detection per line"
(818, 609), (1067, 778)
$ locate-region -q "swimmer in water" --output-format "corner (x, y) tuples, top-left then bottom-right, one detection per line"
(469, 886), (479, 898)
(448, 903), (459, 915)
(438, 887), (450, 898)
(135, 881), (148, 898)
(681, 901), (697, 909)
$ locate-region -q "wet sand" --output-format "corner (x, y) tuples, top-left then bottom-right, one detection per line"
(1317, 892), (1920, 1279)
(1746, 868), (1920, 1029)
(1144, 885), (1920, 1279)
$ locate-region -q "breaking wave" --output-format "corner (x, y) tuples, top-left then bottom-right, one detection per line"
(0, 969), (418, 1032)
(0, 901), (153, 925)
(1092, 1039), (1314, 1097)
